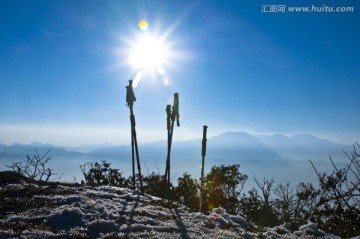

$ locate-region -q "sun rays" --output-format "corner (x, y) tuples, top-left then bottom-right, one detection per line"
(112, 17), (191, 88)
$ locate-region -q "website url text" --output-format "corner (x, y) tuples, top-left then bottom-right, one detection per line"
(261, 5), (355, 13)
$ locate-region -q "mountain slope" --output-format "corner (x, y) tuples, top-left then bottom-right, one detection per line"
(207, 132), (285, 164)
(255, 134), (352, 162)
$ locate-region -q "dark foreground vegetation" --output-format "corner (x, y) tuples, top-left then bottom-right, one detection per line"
(0, 171), (331, 238)
(5, 143), (360, 238)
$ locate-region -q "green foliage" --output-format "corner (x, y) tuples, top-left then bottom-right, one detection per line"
(240, 189), (266, 227)
(142, 172), (167, 198)
(202, 164), (248, 214)
(174, 173), (199, 211)
(80, 160), (129, 187)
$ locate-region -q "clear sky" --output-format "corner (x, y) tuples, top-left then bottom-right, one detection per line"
(0, 0), (359, 147)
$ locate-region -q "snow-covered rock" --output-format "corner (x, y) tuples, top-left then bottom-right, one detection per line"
(0, 180), (345, 238)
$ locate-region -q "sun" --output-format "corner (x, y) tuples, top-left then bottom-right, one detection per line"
(118, 19), (190, 87)
(127, 34), (168, 72)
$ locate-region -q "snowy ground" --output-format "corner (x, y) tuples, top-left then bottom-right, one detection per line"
(0, 173), (344, 238)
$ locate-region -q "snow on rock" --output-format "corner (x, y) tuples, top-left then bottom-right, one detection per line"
(0, 181), (346, 238)
(44, 206), (85, 230)
(35, 194), (87, 205)
(88, 219), (120, 237)
(265, 222), (292, 236)
(294, 221), (339, 238)
(205, 207), (252, 230)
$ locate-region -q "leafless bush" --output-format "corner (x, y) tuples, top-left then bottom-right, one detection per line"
(6, 148), (57, 182)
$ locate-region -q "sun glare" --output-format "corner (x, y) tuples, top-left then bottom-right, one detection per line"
(128, 34), (168, 73)
(133, 71), (143, 88)
(120, 19), (189, 87)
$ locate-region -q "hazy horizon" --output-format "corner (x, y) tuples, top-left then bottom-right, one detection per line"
(0, 128), (355, 149)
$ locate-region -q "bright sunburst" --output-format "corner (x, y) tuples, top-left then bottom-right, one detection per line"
(114, 18), (191, 88)
(128, 34), (168, 72)
(120, 19), (183, 87)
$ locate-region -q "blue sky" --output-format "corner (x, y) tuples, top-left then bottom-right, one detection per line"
(0, 0), (359, 146)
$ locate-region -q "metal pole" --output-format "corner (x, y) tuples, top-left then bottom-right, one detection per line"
(126, 80), (143, 193)
(200, 125), (208, 212)
(166, 118), (175, 201)
(132, 114), (143, 193)
(126, 80), (136, 189)
(164, 104), (172, 192)
(130, 114), (135, 189)
(164, 93), (180, 202)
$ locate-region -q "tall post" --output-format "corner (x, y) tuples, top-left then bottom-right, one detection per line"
(132, 114), (143, 193)
(200, 125), (208, 212)
(130, 115), (135, 189)
(164, 104), (172, 190)
(165, 93), (180, 202)
(126, 80), (143, 193)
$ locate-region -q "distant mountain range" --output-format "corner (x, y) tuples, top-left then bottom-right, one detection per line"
(0, 132), (354, 188)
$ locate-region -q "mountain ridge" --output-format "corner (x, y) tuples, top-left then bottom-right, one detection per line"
(0, 132), (353, 185)
(0, 131), (351, 153)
